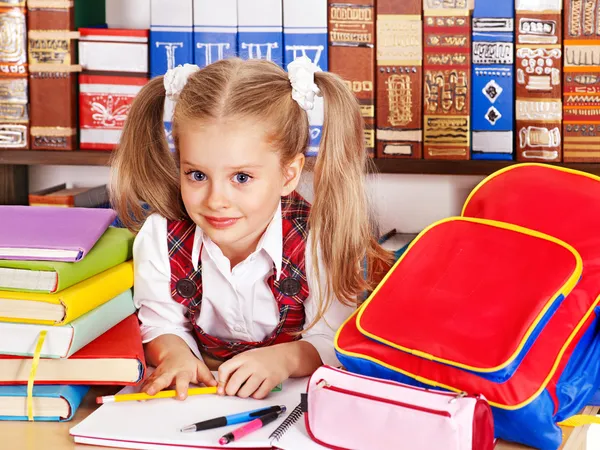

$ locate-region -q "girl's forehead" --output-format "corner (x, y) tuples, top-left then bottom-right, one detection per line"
(177, 119), (280, 167)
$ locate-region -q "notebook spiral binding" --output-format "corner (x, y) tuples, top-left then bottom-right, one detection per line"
(268, 402), (304, 442)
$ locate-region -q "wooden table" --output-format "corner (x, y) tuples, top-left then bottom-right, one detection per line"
(2, 386), (598, 450)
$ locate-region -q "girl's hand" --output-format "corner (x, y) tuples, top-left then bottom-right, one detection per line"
(141, 347), (217, 400)
(217, 346), (291, 400)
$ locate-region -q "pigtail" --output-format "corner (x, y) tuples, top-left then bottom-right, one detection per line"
(309, 72), (393, 316)
(109, 77), (184, 232)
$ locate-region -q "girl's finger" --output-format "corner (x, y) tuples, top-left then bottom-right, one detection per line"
(236, 373), (263, 399)
(175, 372), (192, 400)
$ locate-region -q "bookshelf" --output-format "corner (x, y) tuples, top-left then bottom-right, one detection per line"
(3, 150), (600, 176)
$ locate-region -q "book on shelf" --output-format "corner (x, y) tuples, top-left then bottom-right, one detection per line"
(27, 0), (79, 151)
(0, 3), (28, 150)
(515, 0), (563, 162)
(375, 0), (423, 159)
(0, 289), (135, 359)
(422, 0), (473, 160)
(328, 0), (376, 156)
(237, 0), (284, 67)
(28, 183), (108, 207)
(193, 0), (238, 68)
(0, 314), (145, 386)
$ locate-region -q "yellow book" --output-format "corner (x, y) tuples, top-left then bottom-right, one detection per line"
(0, 261), (133, 326)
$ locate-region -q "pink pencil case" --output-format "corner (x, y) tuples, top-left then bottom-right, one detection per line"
(305, 366), (494, 450)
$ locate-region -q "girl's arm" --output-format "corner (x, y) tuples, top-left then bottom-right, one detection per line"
(134, 214), (216, 397)
(217, 234), (355, 398)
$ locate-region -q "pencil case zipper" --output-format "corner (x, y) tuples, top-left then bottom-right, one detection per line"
(317, 380), (451, 418)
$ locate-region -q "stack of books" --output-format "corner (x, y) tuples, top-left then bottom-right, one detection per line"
(0, 206), (145, 422)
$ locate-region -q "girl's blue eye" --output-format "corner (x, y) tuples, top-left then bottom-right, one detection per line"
(234, 173), (251, 184)
(188, 171), (206, 182)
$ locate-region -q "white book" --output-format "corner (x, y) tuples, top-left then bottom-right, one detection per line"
(150, 0), (194, 76)
(237, 0), (283, 66)
(106, 0), (151, 29)
(193, 0), (237, 67)
(70, 376), (321, 449)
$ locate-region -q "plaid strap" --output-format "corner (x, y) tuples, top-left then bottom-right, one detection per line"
(167, 191), (311, 361)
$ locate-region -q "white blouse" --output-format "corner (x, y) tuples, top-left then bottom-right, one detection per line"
(132, 202), (356, 367)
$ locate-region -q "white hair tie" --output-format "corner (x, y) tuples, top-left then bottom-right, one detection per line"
(164, 64), (200, 101)
(287, 56), (322, 111)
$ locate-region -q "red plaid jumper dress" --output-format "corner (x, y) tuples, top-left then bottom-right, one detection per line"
(167, 191), (311, 361)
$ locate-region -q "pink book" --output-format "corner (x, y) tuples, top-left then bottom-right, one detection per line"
(0, 206), (117, 262)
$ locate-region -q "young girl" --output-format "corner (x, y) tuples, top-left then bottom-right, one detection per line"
(111, 56), (392, 401)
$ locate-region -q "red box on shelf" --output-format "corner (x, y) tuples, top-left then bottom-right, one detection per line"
(79, 74), (148, 151)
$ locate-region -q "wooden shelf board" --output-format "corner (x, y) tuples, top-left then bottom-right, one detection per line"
(372, 159), (600, 176)
(3, 150), (600, 177)
(0, 150), (112, 166)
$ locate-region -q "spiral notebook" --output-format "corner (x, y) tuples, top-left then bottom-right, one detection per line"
(70, 376), (327, 449)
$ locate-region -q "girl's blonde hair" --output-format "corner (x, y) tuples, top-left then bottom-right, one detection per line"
(111, 58), (392, 321)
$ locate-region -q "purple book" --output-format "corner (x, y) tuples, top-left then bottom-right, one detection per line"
(0, 206), (117, 262)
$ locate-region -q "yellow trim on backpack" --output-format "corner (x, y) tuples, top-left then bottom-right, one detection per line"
(462, 163), (600, 218)
(356, 216), (582, 374)
(335, 295), (600, 410)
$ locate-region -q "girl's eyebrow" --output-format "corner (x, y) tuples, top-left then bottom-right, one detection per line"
(226, 164), (264, 170)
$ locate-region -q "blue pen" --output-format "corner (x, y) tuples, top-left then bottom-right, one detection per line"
(179, 405), (286, 432)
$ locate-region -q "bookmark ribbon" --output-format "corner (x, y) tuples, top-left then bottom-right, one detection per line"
(27, 330), (47, 421)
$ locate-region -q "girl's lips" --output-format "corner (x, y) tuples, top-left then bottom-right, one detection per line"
(204, 216), (240, 229)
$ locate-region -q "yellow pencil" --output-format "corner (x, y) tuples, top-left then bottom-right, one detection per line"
(96, 386), (218, 404)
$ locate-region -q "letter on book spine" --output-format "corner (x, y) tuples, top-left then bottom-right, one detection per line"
(193, 0), (237, 68)
(284, 0), (327, 156)
(238, 0), (283, 67)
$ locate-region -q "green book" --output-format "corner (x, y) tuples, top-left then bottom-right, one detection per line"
(0, 289), (135, 358)
(0, 227), (133, 294)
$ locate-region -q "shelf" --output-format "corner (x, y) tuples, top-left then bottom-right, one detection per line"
(0, 150), (112, 166)
(3, 150), (600, 177)
(372, 159), (600, 176)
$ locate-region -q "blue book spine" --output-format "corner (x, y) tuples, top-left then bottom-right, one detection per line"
(150, 0), (193, 151)
(193, 0), (238, 68)
(150, 0), (194, 77)
(0, 384), (89, 422)
(238, 0), (283, 67)
(471, 1), (515, 159)
(283, 0), (328, 156)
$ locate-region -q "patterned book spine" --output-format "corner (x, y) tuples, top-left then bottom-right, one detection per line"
(150, 0), (194, 77)
(423, 0), (472, 160)
(78, 29), (149, 151)
(376, 0), (423, 159)
(79, 74), (148, 150)
(563, 0), (600, 161)
(0, 1), (28, 149)
(238, 0), (283, 67)
(515, 0), (563, 162)
(471, 0), (515, 160)
(328, 0), (376, 156)
(284, 0), (327, 156)
(27, 0), (79, 151)
(193, 0), (237, 68)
